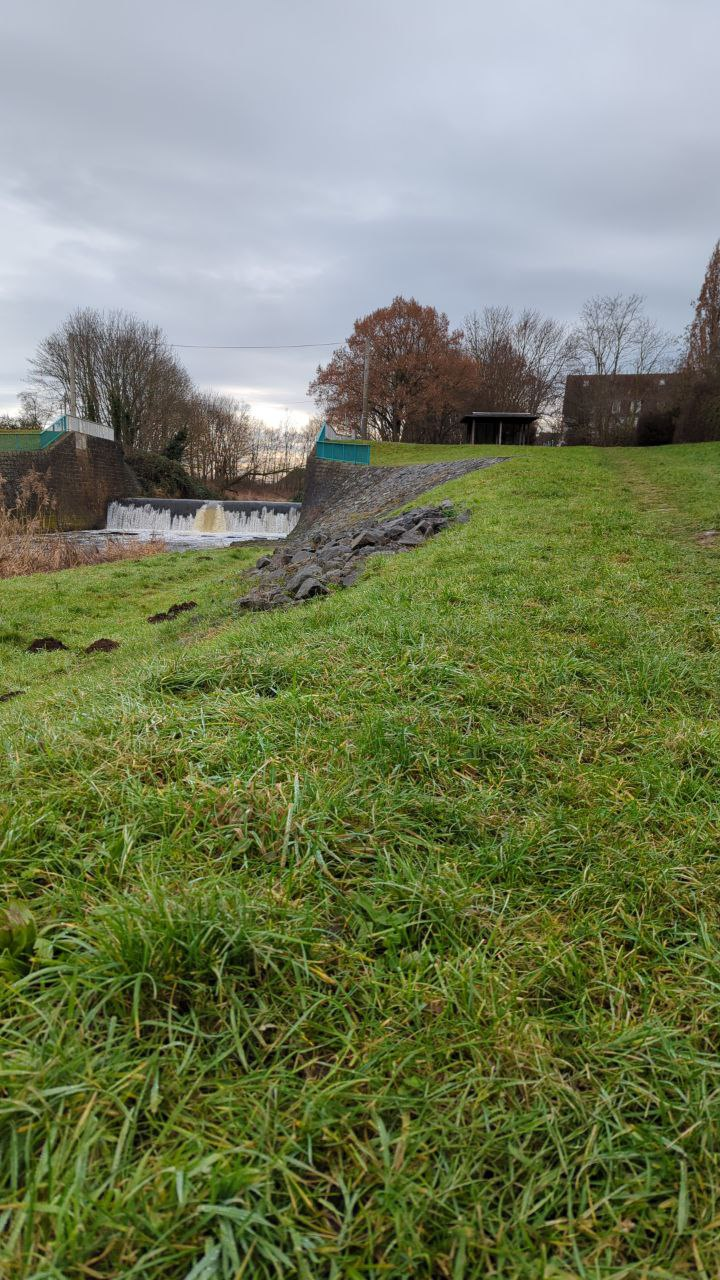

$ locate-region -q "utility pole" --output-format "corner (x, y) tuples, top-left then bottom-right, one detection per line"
(359, 338), (371, 439)
(68, 334), (77, 420)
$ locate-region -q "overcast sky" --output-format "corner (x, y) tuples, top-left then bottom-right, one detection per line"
(1, 0), (719, 424)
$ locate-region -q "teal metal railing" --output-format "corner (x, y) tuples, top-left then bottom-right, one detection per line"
(0, 429), (66, 454)
(48, 413), (115, 442)
(315, 422), (370, 464)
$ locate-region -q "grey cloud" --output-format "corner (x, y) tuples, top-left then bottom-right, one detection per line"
(1, 0), (719, 416)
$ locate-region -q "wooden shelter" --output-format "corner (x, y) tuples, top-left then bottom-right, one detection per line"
(461, 411), (539, 446)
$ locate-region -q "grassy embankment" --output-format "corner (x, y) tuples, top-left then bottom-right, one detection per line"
(2, 443), (720, 1277)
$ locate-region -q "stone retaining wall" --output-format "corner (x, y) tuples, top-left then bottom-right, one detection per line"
(0, 433), (140, 529)
(296, 451), (507, 538)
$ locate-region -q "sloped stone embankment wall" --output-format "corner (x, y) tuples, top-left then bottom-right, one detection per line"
(237, 451), (509, 611)
(296, 451), (507, 538)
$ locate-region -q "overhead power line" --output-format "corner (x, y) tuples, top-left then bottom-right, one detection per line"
(171, 340), (343, 350)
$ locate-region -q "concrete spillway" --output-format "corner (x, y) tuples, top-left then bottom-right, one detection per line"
(106, 497), (301, 542)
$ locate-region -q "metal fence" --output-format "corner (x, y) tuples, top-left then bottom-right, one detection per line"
(0, 430), (65, 454)
(50, 415), (116, 442)
(315, 422), (370, 465)
(0, 414), (115, 454)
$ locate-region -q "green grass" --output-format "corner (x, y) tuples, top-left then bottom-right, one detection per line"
(2, 444), (720, 1277)
(371, 440), (523, 465)
(0, 543), (260, 713)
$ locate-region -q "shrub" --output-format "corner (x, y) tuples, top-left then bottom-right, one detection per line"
(128, 452), (217, 499)
(162, 428), (188, 462)
(673, 371), (720, 442)
(635, 408), (677, 447)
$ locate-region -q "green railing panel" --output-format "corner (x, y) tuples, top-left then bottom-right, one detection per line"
(0, 430), (65, 454)
(316, 440), (370, 464)
(314, 422), (370, 465)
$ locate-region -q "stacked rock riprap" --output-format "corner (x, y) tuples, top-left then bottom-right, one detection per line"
(235, 500), (470, 612)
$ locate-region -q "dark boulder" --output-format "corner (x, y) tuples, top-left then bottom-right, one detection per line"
(287, 564), (321, 593)
(237, 497), (472, 614)
(294, 577), (328, 601)
(351, 528), (385, 551)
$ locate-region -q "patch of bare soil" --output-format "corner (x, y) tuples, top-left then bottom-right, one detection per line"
(27, 637), (68, 653)
(84, 638), (120, 653)
(147, 601), (197, 624)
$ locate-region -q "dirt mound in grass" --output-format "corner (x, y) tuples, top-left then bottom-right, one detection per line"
(84, 638), (120, 653)
(27, 637), (68, 653)
(147, 601), (197, 624)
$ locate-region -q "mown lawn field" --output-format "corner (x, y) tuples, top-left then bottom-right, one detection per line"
(2, 443), (720, 1278)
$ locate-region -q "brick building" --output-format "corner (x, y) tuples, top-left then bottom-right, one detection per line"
(562, 372), (680, 445)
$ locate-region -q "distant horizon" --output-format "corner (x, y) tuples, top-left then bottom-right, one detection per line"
(0, 285), (691, 430)
(0, 391), (313, 432)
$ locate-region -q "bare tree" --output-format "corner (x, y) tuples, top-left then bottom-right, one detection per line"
(23, 307), (316, 489)
(573, 294), (673, 376)
(672, 242), (720, 443)
(27, 308), (195, 450)
(16, 391), (48, 428)
(464, 306), (574, 418)
(512, 309), (577, 413)
(184, 392), (253, 486)
(240, 416), (314, 485)
(464, 307), (526, 411)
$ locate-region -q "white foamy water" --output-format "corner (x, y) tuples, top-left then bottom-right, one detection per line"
(106, 500), (299, 542)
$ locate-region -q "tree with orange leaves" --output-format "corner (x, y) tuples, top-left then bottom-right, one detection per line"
(309, 296), (474, 443)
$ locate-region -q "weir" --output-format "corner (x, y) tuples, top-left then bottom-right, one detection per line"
(106, 497), (301, 540)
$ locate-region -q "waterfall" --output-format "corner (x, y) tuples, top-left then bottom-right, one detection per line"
(106, 499), (300, 540)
